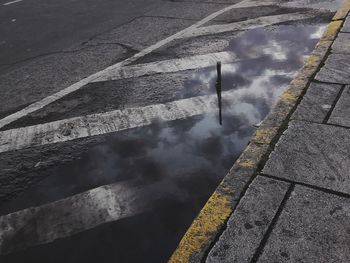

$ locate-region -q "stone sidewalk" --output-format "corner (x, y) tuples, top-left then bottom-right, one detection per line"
(170, 1), (350, 262)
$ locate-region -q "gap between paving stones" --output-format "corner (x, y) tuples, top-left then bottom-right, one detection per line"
(168, 1), (350, 262)
(323, 84), (347, 123)
(249, 184), (295, 263)
(260, 173), (350, 200)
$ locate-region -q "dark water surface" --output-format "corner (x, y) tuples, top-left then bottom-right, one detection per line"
(1, 24), (326, 262)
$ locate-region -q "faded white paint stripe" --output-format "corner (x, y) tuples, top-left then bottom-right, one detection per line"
(0, 0), (275, 129)
(0, 181), (161, 255)
(0, 69), (293, 153)
(2, 0), (22, 6)
(182, 11), (321, 38)
(0, 93), (219, 153)
(92, 51), (236, 83)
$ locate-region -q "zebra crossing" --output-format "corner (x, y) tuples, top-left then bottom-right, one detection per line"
(0, 0), (341, 260)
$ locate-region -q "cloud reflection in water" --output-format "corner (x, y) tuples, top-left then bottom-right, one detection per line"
(0, 24), (327, 263)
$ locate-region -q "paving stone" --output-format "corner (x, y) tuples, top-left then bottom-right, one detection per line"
(263, 121), (350, 194)
(341, 15), (350, 32)
(258, 185), (350, 263)
(206, 176), (290, 263)
(329, 86), (350, 127)
(332, 32), (350, 54)
(292, 82), (342, 123)
(316, 53), (350, 84)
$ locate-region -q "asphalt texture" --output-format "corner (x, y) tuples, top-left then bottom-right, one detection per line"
(0, 0), (346, 262)
(0, 0), (162, 66)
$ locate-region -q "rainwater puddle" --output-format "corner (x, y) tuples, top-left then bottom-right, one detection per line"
(1, 23), (327, 262)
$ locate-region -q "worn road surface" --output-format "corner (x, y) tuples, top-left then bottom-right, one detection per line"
(0, 0), (345, 262)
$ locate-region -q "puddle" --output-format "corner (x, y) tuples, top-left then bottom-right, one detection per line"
(2, 24), (327, 131)
(1, 23), (327, 262)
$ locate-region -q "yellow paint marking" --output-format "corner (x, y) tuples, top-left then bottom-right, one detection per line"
(281, 91), (298, 104)
(333, 0), (350, 20)
(251, 127), (278, 145)
(169, 3), (347, 262)
(289, 76), (309, 89)
(169, 191), (232, 263)
(321, 20), (342, 41)
(304, 54), (322, 67)
(236, 159), (256, 168)
(220, 185), (236, 195)
(312, 40), (333, 56)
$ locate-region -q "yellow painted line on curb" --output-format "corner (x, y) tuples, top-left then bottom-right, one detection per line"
(168, 143), (266, 263)
(236, 160), (256, 168)
(251, 127), (279, 145)
(281, 91), (298, 104)
(322, 20), (343, 41)
(169, 191), (232, 263)
(333, 0), (350, 20)
(168, 3), (348, 263)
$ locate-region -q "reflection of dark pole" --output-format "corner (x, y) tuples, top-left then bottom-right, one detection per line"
(216, 61), (222, 125)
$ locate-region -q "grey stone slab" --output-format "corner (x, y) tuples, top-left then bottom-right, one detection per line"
(316, 53), (350, 84)
(341, 15), (350, 32)
(263, 121), (350, 194)
(329, 86), (350, 127)
(292, 82), (342, 123)
(206, 176), (290, 263)
(332, 33), (350, 54)
(144, 2), (228, 21)
(258, 185), (350, 263)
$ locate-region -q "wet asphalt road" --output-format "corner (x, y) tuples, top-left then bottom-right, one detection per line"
(0, 0), (162, 66)
(0, 0), (345, 262)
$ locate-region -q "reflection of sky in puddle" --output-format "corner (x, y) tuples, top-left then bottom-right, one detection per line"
(183, 25), (325, 126)
(0, 24), (326, 262)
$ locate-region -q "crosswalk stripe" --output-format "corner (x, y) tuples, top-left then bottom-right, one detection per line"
(91, 52), (236, 83)
(0, 68), (292, 154)
(181, 11), (322, 39)
(0, 181), (158, 255)
(0, 92), (219, 153)
(0, 0), (279, 130)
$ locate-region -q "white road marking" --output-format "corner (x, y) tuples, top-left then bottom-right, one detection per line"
(0, 69), (290, 154)
(92, 52), (236, 83)
(181, 11), (321, 38)
(0, 181), (161, 255)
(0, 0), (275, 130)
(0, 92), (218, 153)
(3, 0), (22, 6)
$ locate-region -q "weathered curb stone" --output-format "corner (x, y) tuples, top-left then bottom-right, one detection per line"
(169, 2), (348, 262)
(206, 176), (289, 263)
